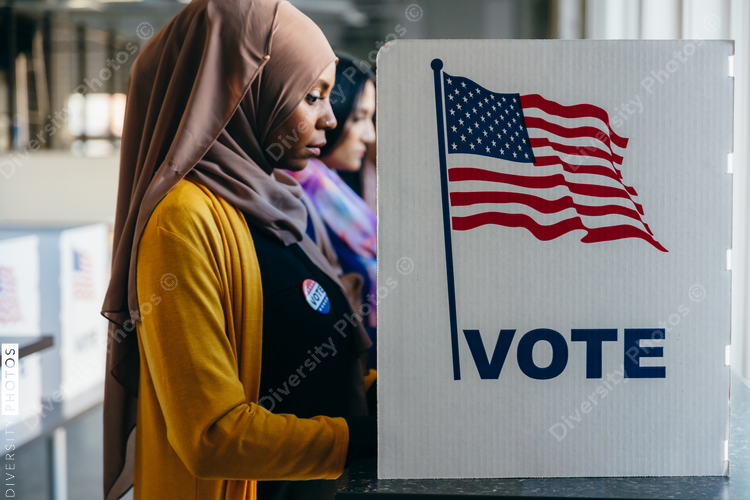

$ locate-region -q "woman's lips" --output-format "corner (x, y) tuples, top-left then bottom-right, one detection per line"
(307, 142), (326, 157)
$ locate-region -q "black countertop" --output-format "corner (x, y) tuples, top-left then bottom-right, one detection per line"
(0, 336), (53, 358)
(337, 372), (749, 499)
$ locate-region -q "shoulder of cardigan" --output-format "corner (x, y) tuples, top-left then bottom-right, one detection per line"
(141, 177), (248, 282)
(148, 178), (222, 234)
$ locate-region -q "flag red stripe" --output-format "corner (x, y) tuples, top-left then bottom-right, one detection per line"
(450, 191), (644, 222)
(448, 167), (645, 215)
(451, 212), (667, 252)
(528, 137), (624, 166)
(532, 156), (637, 197)
(0, 267), (23, 324)
(524, 116), (622, 157)
(520, 94), (628, 149)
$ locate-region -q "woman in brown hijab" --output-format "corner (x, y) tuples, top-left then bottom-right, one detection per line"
(100, 1), (375, 499)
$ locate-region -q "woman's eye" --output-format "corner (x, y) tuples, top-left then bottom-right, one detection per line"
(307, 94), (321, 103)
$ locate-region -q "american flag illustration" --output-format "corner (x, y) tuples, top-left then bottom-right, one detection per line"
(440, 70), (666, 252)
(0, 266), (23, 324)
(72, 250), (95, 301)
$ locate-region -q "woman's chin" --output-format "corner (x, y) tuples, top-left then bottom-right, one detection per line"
(284, 157), (310, 172)
(337, 161), (363, 172)
(320, 156), (360, 172)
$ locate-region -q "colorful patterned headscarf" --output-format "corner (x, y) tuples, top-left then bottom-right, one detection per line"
(291, 158), (377, 328)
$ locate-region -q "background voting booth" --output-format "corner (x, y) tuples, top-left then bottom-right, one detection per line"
(0, 224), (109, 413)
(376, 40), (733, 479)
(0, 235), (44, 421)
(0, 225), (109, 498)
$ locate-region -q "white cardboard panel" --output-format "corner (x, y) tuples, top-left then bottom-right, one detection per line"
(0, 236), (40, 335)
(19, 353), (43, 421)
(59, 224), (110, 400)
(377, 40), (733, 478)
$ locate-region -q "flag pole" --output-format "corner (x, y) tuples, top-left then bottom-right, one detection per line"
(431, 58), (460, 381)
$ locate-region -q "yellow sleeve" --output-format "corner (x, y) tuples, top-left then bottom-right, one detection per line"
(136, 220), (349, 481)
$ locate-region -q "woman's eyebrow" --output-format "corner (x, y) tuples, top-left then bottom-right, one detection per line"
(314, 79), (330, 91)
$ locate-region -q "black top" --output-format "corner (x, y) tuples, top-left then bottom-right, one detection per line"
(245, 218), (354, 418)
(244, 215), (377, 500)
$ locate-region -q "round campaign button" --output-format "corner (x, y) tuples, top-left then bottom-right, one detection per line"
(302, 279), (330, 314)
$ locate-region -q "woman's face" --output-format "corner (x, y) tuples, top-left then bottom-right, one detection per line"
(323, 79), (376, 172)
(264, 61), (337, 171)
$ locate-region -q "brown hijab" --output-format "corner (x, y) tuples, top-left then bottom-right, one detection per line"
(101, 1), (370, 498)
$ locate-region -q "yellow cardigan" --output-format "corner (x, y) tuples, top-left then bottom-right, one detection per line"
(133, 178), (350, 500)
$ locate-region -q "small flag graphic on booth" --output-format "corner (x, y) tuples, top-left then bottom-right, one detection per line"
(73, 249), (95, 301)
(0, 266), (23, 324)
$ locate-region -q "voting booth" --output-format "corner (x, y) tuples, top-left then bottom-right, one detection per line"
(0, 236), (41, 335)
(0, 235), (44, 420)
(377, 40), (733, 478)
(0, 224), (110, 421)
(58, 224), (110, 401)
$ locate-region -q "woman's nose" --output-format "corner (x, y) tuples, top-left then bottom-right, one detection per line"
(319, 102), (337, 130)
(363, 119), (376, 144)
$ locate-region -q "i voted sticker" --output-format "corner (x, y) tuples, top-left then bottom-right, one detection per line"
(302, 279), (330, 314)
